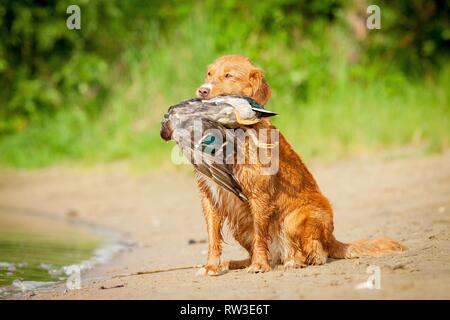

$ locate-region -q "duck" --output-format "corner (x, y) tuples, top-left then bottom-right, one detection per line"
(162, 94), (276, 131)
(160, 95), (277, 201)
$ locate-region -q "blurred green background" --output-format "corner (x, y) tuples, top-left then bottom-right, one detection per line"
(0, 0), (449, 168)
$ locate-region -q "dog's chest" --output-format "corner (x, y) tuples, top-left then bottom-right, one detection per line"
(199, 176), (249, 225)
(203, 178), (221, 207)
(198, 175), (286, 262)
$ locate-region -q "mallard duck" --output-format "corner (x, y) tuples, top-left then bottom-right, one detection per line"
(160, 95), (277, 201)
(162, 94), (276, 131)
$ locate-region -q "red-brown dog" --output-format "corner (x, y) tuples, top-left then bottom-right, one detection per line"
(195, 55), (406, 275)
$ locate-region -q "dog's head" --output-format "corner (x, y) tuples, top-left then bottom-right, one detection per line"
(196, 55), (271, 106)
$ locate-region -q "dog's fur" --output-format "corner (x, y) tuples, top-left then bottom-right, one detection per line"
(195, 55), (406, 275)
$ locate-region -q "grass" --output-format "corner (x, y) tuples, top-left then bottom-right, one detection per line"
(273, 71), (450, 161)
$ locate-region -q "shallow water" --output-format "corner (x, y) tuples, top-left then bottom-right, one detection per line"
(0, 210), (125, 298)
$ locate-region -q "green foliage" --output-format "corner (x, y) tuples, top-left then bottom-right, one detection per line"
(370, 1), (450, 73)
(0, 0), (163, 133)
(0, 0), (449, 167)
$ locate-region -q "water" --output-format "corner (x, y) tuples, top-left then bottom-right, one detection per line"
(0, 210), (126, 298)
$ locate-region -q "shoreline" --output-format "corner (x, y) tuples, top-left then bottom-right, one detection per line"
(0, 209), (128, 299)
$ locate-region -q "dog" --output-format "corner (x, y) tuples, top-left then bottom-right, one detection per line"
(194, 55), (406, 275)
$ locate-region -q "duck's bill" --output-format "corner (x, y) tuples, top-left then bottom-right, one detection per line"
(256, 109), (277, 117)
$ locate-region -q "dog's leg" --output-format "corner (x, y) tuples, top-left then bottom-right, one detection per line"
(283, 207), (329, 266)
(222, 200), (253, 271)
(247, 196), (272, 273)
(197, 196), (224, 276)
(283, 251), (307, 269)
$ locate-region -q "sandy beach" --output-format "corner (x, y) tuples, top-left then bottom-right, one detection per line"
(1, 148), (450, 299)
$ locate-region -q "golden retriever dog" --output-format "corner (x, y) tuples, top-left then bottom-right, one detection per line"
(195, 55), (406, 275)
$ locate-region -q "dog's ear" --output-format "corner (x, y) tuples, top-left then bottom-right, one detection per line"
(249, 68), (272, 106)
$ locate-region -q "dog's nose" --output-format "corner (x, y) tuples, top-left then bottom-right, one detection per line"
(197, 86), (210, 98)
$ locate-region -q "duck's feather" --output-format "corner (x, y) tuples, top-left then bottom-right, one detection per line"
(172, 117), (248, 201)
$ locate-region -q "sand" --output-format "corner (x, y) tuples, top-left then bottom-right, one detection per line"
(1, 148), (449, 299)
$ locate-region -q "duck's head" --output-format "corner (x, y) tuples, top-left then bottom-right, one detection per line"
(160, 115), (173, 141)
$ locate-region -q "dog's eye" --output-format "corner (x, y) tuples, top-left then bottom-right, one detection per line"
(225, 73), (233, 78)
(207, 71), (211, 76)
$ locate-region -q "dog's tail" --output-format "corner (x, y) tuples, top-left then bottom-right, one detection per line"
(328, 235), (407, 259)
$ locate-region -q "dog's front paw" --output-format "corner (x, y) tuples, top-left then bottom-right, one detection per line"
(283, 259), (306, 270)
(247, 262), (271, 273)
(196, 264), (225, 276)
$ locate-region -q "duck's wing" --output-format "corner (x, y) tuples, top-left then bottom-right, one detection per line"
(172, 117), (248, 201)
(194, 163), (248, 201)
